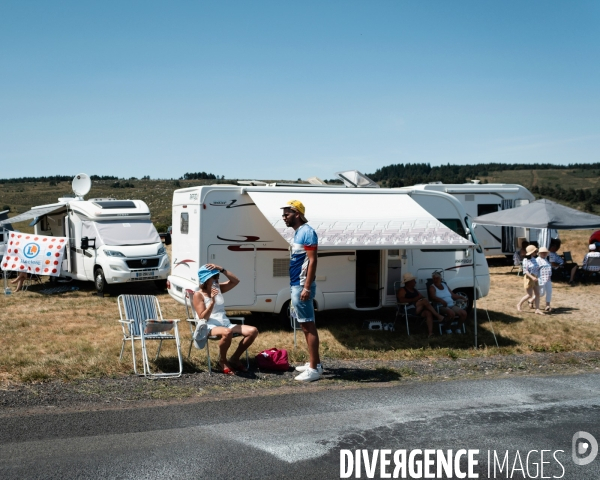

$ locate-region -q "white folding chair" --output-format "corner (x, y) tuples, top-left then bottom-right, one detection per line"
(183, 289), (248, 374)
(118, 294), (183, 378)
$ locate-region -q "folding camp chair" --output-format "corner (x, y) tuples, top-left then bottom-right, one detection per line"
(118, 294), (183, 378)
(510, 251), (523, 275)
(562, 251), (573, 263)
(184, 289), (248, 374)
(393, 281), (435, 335)
(23, 273), (43, 291)
(581, 256), (600, 283)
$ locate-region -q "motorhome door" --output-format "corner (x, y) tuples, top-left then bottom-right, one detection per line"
(64, 215), (75, 274)
(207, 244), (256, 306)
(355, 250), (381, 308)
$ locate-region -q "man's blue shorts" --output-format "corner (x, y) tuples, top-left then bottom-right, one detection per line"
(290, 284), (316, 323)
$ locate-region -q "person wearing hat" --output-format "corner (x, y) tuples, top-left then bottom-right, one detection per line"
(537, 247), (554, 312)
(192, 264), (258, 374)
(581, 243), (600, 277)
(517, 245), (545, 315)
(281, 199), (321, 382)
(397, 272), (445, 338)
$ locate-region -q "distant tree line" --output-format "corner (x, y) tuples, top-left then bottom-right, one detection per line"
(531, 185), (600, 212)
(0, 174), (120, 184)
(110, 181), (135, 189)
(369, 162), (600, 188)
(181, 172), (218, 180)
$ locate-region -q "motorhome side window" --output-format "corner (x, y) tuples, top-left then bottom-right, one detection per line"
(180, 212), (189, 234)
(439, 219), (468, 239)
(477, 204), (499, 216)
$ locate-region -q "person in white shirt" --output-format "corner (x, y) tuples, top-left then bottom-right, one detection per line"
(582, 244), (600, 273)
(428, 272), (468, 334)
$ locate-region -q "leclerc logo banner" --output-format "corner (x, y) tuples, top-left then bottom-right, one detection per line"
(2, 232), (67, 277)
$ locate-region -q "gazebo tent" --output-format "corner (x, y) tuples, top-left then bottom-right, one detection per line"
(473, 199), (600, 230)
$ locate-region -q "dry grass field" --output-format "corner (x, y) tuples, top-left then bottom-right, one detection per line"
(1, 230), (599, 385)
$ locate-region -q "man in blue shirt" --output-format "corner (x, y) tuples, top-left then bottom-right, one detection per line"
(281, 200), (322, 382)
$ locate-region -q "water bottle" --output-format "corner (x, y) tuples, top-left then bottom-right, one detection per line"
(213, 283), (224, 305)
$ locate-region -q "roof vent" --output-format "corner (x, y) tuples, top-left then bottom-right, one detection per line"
(336, 170), (380, 188)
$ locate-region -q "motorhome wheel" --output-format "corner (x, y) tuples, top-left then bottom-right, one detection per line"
(278, 300), (292, 330)
(94, 267), (109, 294)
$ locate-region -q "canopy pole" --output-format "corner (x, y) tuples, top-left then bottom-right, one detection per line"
(2, 228), (10, 295)
(472, 245), (477, 348)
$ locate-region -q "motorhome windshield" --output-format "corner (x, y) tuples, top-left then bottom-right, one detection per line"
(439, 219), (468, 239)
(82, 220), (161, 246)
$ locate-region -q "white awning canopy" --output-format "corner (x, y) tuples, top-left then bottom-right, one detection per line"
(248, 190), (474, 250)
(0, 203), (66, 226)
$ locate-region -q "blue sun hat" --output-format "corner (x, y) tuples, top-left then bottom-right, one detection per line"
(198, 265), (219, 285)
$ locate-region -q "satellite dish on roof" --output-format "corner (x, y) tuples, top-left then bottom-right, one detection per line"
(72, 173), (92, 198)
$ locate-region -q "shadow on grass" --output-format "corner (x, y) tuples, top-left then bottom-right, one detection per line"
(486, 257), (512, 268)
(154, 355), (263, 379)
(480, 309), (526, 325)
(549, 306), (579, 315)
(316, 308), (520, 350)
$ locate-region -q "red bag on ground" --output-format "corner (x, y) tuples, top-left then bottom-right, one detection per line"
(255, 348), (290, 371)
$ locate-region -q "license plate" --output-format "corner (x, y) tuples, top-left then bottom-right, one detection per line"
(135, 272), (155, 278)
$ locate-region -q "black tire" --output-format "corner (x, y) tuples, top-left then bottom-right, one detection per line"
(154, 279), (167, 291)
(94, 267), (110, 295)
(453, 288), (473, 313)
(278, 300), (292, 330)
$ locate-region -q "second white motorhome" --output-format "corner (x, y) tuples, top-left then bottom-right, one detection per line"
(0, 175), (169, 293)
(167, 182), (490, 320)
(405, 182), (542, 257)
(0, 210), (13, 264)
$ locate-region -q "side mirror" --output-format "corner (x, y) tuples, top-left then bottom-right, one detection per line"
(159, 233), (172, 245)
(81, 237), (96, 250)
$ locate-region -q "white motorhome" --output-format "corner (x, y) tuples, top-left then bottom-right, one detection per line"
(0, 210), (13, 264)
(0, 175), (169, 293)
(167, 182), (490, 320)
(405, 182), (538, 257)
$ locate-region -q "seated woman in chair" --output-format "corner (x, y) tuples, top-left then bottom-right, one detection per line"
(397, 272), (445, 338)
(192, 264), (258, 374)
(428, 272), (468, 334)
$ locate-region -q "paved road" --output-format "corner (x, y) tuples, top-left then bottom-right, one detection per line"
(2, 374), (600, 479)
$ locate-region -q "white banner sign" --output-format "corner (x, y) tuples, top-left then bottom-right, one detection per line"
(1, 232), (67, 277)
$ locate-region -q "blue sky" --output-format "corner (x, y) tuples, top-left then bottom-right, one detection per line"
(1, 1), (599, 181)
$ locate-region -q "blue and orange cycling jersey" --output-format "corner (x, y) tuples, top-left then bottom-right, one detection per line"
(289, 223), (318, 286)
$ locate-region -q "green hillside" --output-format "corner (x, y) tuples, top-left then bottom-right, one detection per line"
(2, 165), (599, 233)
(0, 178), (217, 233)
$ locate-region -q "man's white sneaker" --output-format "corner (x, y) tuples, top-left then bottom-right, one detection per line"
(295, 363), (323, 374)
(294, 368), (321, 382)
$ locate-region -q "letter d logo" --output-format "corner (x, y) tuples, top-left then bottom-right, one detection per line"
(572, 431), (598, 466)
